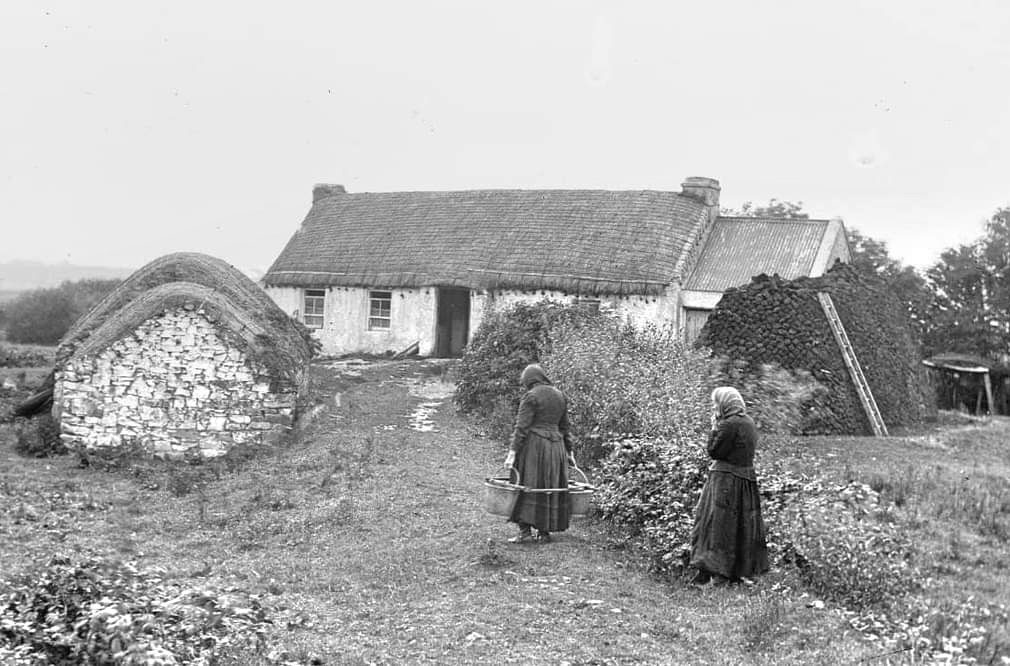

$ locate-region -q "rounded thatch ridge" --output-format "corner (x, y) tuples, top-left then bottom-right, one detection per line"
(59, 253), (311, 378)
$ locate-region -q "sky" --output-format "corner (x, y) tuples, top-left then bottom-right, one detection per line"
(1, 0), (1008, 274)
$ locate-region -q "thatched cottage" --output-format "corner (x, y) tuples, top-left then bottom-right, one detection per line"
(263, 178), (850, 356)
(55, 253), (311, 459)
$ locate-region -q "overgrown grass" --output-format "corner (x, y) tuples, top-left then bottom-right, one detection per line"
(759, 418), (1010, 661)
(2, 360), (1007, 663)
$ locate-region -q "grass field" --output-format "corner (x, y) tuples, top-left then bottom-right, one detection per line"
(2, 358), (1008, 664)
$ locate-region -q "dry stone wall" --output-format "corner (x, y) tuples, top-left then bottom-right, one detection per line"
(56, 307), (297, 459)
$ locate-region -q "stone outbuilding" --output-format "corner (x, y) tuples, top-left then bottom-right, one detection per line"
(263, 177), (851, 356)
(54, 253), (312, 459)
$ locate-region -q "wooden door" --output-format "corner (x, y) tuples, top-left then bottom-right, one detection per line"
(436, 288), (471, 357)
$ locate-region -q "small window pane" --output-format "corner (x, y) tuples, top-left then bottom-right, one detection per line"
(368, 291), (392, 330)
(303, 289), (325, 329)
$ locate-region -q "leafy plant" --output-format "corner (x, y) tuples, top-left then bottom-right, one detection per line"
(593, 434), (711, 578)
(12, 414), (66, 458)
(546, 319), (716, 459)
(0, 556), (270, 664)
(774, 481), (920, 609)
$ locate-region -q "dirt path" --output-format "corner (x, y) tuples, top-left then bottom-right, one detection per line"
(0, 359), (872, 665)
(257, 360), (859, 665)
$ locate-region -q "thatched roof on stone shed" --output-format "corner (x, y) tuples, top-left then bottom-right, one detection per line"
(264, 189), (710, 296)
(69, 283), (308, 381)
(59, 253), (310, 378)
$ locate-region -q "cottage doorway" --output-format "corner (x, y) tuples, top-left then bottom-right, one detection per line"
(435, 288), (470, 357)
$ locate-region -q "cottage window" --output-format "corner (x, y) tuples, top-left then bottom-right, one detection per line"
(303, 289), (325, 329)
(368, 291), (392, 330)
(576, 297), (601, 314)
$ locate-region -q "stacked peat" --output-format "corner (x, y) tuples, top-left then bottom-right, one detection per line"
(696, 263), (930, 435)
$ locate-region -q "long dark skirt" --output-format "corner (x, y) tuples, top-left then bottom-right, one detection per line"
(690, 471), (769, 580)
(510, 433), (570, 533)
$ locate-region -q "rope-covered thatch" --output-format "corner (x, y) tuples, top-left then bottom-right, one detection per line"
(68, 282), (309, 383)
(60, 252), (310, 368)
(264, 189), (710, 296)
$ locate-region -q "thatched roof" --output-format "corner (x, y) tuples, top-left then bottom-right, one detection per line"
(59, 253), (310, 379)
(686, 217), (846, 292)
(264, 189), (710, 296)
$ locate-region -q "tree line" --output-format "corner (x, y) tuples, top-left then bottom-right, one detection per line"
(726, 201), (1010, 362)
(0, 279), (121, 346)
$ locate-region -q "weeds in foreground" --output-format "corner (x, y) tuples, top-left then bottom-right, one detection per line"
(0, 557), (270, 665)
(740, 591), (790, 653)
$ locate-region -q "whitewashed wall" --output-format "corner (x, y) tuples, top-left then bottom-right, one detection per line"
(56, 307), (297, 459)
(471, 287), (682, 330)
(266, 286), (438, 356)
(268, 284), (685, 356)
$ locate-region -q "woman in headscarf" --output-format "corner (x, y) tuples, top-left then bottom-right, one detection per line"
(690, 386), (769, 584)
(503, 364), (576, 543)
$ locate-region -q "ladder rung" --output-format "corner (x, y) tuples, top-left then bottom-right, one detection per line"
(817, 292), (888, 437)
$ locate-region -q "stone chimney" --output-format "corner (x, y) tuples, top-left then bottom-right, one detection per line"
(313, 184), (347, 203)
(680, 177), (720, 207)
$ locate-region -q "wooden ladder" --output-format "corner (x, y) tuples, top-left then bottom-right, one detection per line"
(817, 292), (889, 437)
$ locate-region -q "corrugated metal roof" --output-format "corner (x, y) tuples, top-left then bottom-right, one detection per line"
(685, 217), (830, 291)
(264, 189), (709, 295)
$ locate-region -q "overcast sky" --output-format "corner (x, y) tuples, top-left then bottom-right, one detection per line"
(1, 0), (1008, 273)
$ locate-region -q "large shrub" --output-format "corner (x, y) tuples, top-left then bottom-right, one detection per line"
(548, 321), (717, 575)
(594, 436), (710, 576)
(4, 279), (121, 345)
(545, 318), (717, 457)
(771, 480), (920, 609)
(453, 300), (600, 440)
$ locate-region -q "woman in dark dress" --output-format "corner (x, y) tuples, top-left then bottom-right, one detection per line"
(504, 364), (576, 543)
(690, 386), (769, 584)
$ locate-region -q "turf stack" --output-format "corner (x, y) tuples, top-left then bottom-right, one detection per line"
(696, 263), (931, 435)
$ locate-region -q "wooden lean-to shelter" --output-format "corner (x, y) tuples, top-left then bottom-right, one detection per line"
(923, 352), (996, 416)
(53, 252), (311, 459)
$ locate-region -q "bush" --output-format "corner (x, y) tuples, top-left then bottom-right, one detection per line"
(594, 435), (711, 577)
(4, 279), (121, 345)
(453, 300), (600, 440)
(12, 414), (65, 457)
(555, 322), (719, 576)
(774, 481), (920, 609)
(545, 318), (717, 459)
(0, 556), (269, 664)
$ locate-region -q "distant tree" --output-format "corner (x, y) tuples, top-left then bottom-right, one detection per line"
(721, 199), (810, 219)
(847, 228), (933, 346)
(925, 206), (1010, 358)
(4, 279), (120, 345)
